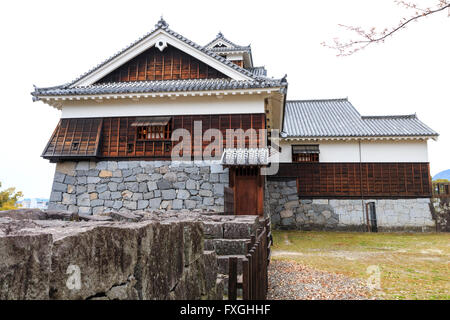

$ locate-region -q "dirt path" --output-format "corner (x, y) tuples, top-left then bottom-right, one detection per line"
(268, 259), (371, 300)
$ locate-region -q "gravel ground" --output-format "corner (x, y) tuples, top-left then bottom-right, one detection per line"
(268, 260), (371, 300)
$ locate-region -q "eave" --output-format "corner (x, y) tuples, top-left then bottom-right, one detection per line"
(281, 135), (439, 142)
(38, 87), (285, 109)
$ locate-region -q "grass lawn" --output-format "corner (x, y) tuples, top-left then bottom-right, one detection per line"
(271, 230), (450, 300)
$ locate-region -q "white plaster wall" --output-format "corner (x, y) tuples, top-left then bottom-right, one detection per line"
(360, 140), (428, 162)
(279, 140), (429, 163)
(61, 95), (265, 118)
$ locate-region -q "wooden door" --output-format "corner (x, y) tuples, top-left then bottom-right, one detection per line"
(232, 167), (264, 216)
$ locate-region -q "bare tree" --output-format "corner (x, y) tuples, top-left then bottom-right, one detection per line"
(323, 0), (450, 56)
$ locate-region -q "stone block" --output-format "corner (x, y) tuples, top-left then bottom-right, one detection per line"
(0, 233), (52, 299)
(172, 199), (183, 210)
(87, 177), (100, 184)
(123, 201), (137, 210)
(161, 200), (172, 209)
(213, 184), (224, 196)
(177, 189), (190, 200)
(132, 193), (143, 201)
(99, 170), (113, 178)
(173, 181), (186, 189)
(78, 206), (92, 215)
(149, 198), (162, 209)
(147, 181), (158, 191)
(163, 172), (177, 183)
(96, 184), (108, 193)
(203, 197), (215, 206)
(137, 200), (149, 210)
(99, 191), (111, 200)
(55, 162), (76, 176)
(125, 182), (139, 193)
(138, 182), (148, 193)
(50, 192), (62, 202)
(280, 209), (294, 218)
(162, 189), (176, 200)
(199, 190), (213, 197)
(157, 180), (172, 190)
(201, 182), (212, 190)
(185, 200), (196, 209)
(219, 173), (228, 183)
(186, 179), (197, 190)
(62, 193), (76, 205)
(52, 182), (67, 193)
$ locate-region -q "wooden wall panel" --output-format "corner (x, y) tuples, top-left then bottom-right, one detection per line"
(43, 114), (266, 161)
(96, 45), (229, 83)
(273, 162), (432, 198)
(42, 118), (102, 159)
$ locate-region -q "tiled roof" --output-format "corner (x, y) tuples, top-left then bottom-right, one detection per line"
(221, 148), (269, 166)
(247, 67), (267, 77)
(32, 78), (285, 97)
(205, 32), (247, 49)
(209, 46), (251, 53)
(32, 19), (265, 97)
(283, 99), (438, 138)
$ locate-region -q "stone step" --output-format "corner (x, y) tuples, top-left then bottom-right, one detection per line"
(204, 238), (249, 255)
(216, 254), (246, 275)
(222, 219), (258, 239)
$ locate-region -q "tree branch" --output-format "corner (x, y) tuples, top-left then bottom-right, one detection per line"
(323, 1), (450, 56)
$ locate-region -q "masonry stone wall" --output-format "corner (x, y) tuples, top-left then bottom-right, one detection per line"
(430, 197), (450, 232)
(267, 179), (436, 232)
(49, 160), (228, 215)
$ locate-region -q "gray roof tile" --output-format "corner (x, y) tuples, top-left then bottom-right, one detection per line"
(33, 78), (284, 97)
(283, 99), (438, 138)
(246, 66), (267, 77)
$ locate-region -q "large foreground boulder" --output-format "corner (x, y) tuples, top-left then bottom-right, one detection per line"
(0, 210), (223, 300)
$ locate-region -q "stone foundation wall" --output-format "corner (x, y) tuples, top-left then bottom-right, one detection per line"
(430, 197), (450, 232)
(267, 179), (436, 232)
(49, 160), (228, 215)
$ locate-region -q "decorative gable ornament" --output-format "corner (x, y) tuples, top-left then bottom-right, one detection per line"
(155, 37), (168, 51)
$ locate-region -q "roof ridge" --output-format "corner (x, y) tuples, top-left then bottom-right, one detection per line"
(362, 114), (417, 119)
(80, 78), (281, 87)
(287, 98), (348, 103)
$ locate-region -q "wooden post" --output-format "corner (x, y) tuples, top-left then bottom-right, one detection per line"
(255, 241), (260, 299)
(242, 257), (249, 300)
(250, 249), (256, 300)
(247, 253), (253, 300)
(228, 257), (238, 300)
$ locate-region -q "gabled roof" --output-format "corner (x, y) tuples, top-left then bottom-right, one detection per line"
(205, 32), (249, 50)
(32, 19), (278, 100)
(204, 32), (254, 68)
(283, 98), (438, 139)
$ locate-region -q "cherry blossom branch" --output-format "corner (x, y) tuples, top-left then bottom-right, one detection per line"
(323, 0), (450, 56)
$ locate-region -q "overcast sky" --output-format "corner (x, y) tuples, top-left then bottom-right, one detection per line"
(0, 0), (448, 198)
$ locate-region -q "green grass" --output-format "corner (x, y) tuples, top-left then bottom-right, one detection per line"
(271, 230), (450, 300)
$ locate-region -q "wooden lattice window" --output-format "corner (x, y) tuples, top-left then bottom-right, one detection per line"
(292, 145), (319, 162)
(132, 117), (171, 141)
